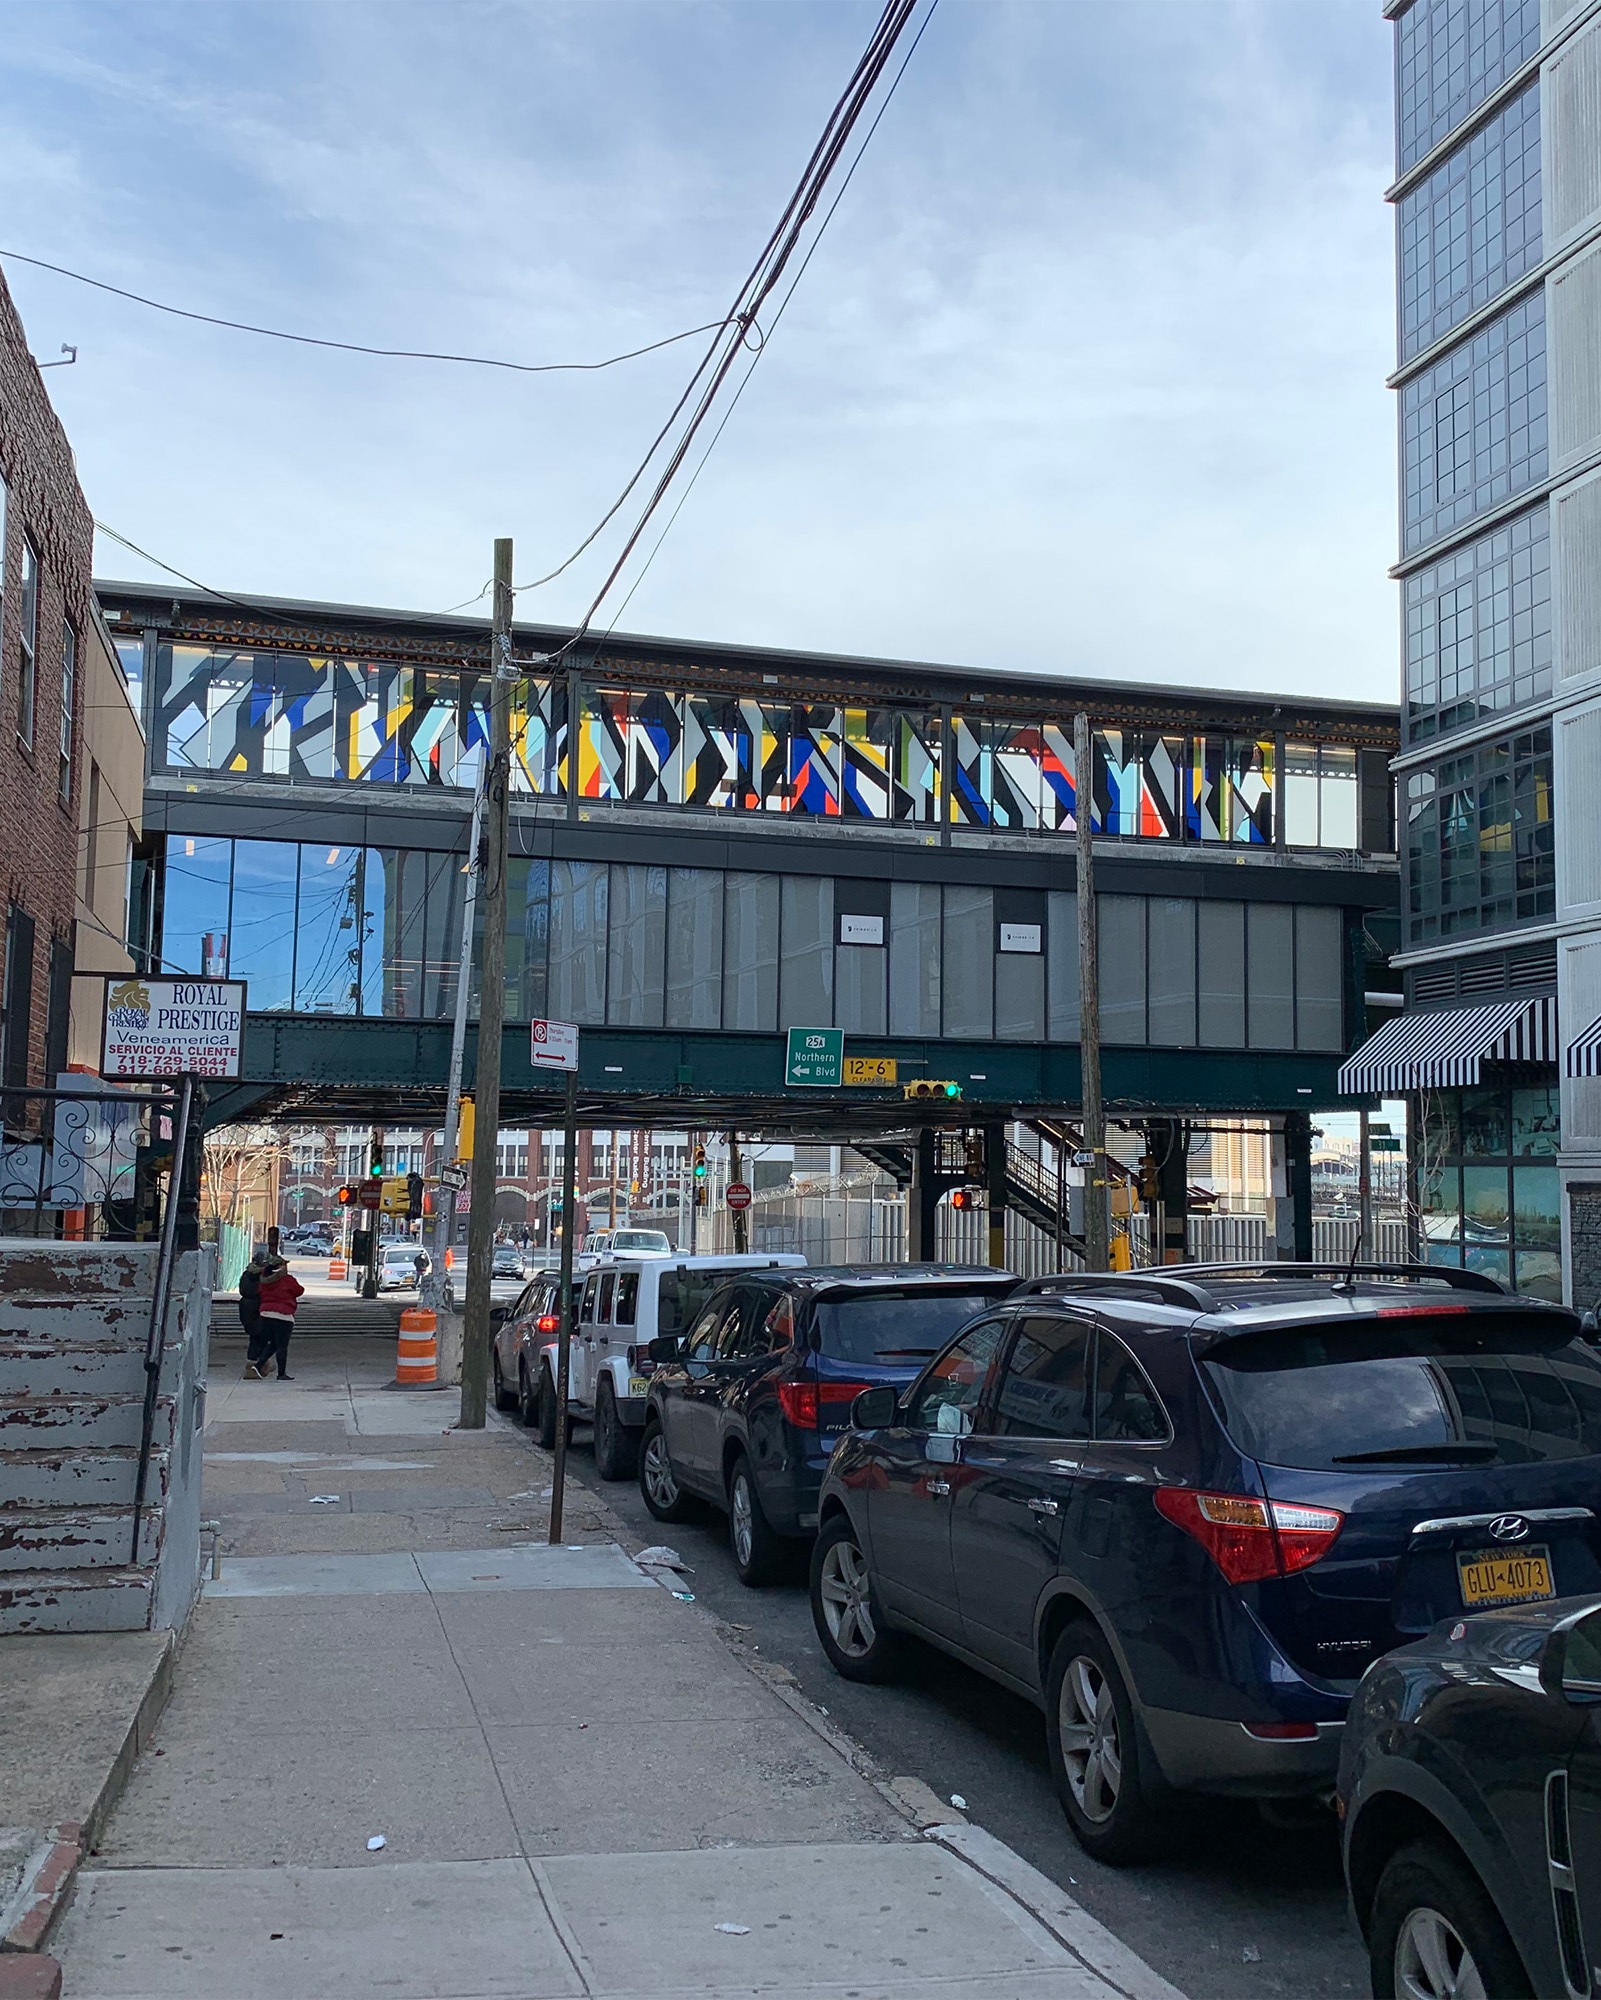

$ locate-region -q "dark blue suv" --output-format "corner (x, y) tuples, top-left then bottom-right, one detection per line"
(809, 1264), (1601, 1863)
(637, 1265), (1017, 1586)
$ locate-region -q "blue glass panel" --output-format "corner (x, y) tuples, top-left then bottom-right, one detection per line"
(1404, 503), (1551, 743)
(294, 845), (362, 1014)
(1397, 0), (1541, 173)
(160, 836), (231, 980)
(228, 840), (299, 1011)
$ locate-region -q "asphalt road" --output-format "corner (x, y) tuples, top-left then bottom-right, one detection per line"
(566, 1423), (1371, 2000)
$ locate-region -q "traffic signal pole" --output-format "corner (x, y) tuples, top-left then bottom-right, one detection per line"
(1075, 712), (1109, 1273)
(460, 538), (514, 1430)
(424, 779), (486, 1348)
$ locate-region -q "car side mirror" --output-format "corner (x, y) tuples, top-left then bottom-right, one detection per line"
(1539, 1604), (1601, 1704)
(851, 1385), (899, 1430)
(647, 1334), (683, 1364)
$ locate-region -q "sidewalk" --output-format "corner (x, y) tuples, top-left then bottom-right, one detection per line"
(46, 1326), (1184, 2000)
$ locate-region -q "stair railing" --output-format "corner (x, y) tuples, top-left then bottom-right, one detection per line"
(131, 1075), (196, 1566)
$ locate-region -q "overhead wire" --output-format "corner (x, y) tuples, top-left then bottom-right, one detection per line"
(0, 248), (732, 377)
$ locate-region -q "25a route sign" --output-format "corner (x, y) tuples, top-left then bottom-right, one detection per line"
(785, 1027), (842, 1088)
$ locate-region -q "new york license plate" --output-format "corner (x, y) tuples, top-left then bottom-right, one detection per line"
(1457, 1544), (1555, 1608)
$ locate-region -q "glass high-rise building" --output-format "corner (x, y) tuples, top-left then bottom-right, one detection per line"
(1344, 0), (1601, 1301)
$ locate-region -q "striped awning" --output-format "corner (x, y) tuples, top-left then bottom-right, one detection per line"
(1567, 1013), (1601, 1077)
(1337, 994), (1556, 1096)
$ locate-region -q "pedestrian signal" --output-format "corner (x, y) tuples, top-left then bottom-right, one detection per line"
(336, 1185), (359, 1208)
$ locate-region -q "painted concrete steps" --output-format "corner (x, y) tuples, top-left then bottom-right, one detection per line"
(0, 1397), (175, 1453)
(0, 1505), (162, 1571)
(0, 1446), (167, 1511)
(0, 1566), (154, 1635)
(0, 1339), (185, 1402)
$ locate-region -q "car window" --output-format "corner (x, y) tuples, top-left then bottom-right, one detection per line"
(580, 1275), (600, 1325)
(1565, 1608), (1601, 1695)
(597, 1272), (616, 1323)
(1094, 1330), (1169, 1442)
(715, 1290), (763, 1360)
(685, 1294), (735, 1362)
(813, 1288), (1012, 1364)
(906, 1319), (1008, 1437)
(762, 1292), (796, 1350)
(509, 1282), (536, 1321)
(994, 1316), (1093, 1440)
(615, 1273), (639, 1327)
(1201, 1314), (1601, 1471)
(658, 1268), (734, 1337)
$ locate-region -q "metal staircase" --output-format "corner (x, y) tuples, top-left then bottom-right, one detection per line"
(0, 1243), (210, 1635)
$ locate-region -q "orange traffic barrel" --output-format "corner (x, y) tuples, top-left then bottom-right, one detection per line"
(329, 1256), (348, 1280)
(396, 1306), (439, 1387)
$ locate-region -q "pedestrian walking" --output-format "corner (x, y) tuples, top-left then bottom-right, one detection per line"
(254, 1253), (304, 1380)
(239, 1249), (272, 1378)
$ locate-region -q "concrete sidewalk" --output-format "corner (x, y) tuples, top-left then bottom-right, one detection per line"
(49, 1329), (1184, 2000)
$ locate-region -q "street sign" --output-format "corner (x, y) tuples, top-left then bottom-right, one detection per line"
(726, 1181), (752, 1212)
(530, 1018), (580, 1071)
(1371, 1136), (1402, 1152)
(101, 976), (246, 1079)
(359, 1178), (382, 1211)
(1071, 1149), (1096, 1167)
(843, 1056), (897, 1086)
(438, 1163), (468, 1191)
(785, 1026), (843, 1088)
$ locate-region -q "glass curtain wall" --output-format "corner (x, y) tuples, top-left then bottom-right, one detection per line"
(1417, 1077), (1560, 1296)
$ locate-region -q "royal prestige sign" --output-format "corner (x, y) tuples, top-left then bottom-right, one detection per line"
(101, 977), (247, 1079)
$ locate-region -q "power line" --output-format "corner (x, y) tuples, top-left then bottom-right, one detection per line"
(1, 249), (730, 376)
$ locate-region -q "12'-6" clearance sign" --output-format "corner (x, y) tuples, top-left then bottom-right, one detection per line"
(102, 977), (247, 1079)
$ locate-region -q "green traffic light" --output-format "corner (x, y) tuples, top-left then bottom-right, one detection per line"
(944, 1082), (961, 1097)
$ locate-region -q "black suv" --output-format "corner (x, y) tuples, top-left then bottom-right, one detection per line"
(638, 1265), (1018, 1585)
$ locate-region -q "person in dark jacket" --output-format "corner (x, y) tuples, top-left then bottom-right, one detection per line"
(255, 1255), (305, 1380)
(240, 1250), (272, 1378)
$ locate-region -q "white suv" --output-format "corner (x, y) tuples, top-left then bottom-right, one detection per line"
(527, 1253), (805, 1478)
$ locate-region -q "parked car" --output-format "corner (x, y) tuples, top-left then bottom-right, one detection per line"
(377, 1243), (430, 1290)
(528, 1254), (807, 1476)
(639, 1266), (1017, 1586)
(581, 1227), (674, 1260)
(491, 1272), (561, 1416)
(1341, 1594), (1601, 2000)
(492, 1244), (525, 1280)
(807, 1262), (1601, 1864)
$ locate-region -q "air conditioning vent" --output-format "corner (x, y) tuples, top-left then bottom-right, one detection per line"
(1509, 942), (1559, 990)
(1410, 965), (1457, 1003)
(1459, 957), (1509, 996)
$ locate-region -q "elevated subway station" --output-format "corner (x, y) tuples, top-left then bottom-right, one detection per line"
(98, 581), (1401, 1247)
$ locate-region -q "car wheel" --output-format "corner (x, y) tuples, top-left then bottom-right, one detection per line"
(1045, 1621), (1167, 1864)
(535, 1365), (559, 1450)
(809, 1514), (898, 1682)
(492, 1352), (517, 1412)
(727, 1452), (784, 1587)
(1369, 1841), (1531, 2000)
(593, 1381), (638, 1481)
(639, 1417), (697, 1523)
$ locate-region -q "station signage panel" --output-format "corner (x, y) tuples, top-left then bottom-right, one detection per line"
(101, 977), (246, 1079)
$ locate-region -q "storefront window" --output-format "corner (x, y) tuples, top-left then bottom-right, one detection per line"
(1414, 1078), (1561, 1299)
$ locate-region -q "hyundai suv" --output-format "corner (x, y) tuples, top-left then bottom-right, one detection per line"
(808, 1263), (1601, 1863)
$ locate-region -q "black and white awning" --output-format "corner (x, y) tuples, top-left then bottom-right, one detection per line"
(1337, 994), (1556, 1096)
(1567, 1013), (1601, 1077)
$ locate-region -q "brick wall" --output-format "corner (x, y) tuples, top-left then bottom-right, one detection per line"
(0, 266), (92, 1090)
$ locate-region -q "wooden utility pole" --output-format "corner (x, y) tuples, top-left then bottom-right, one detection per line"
(728, 1130), (747, 1253)
(1074, 712), (1108, 1272)
(459, 538), (514, 1428)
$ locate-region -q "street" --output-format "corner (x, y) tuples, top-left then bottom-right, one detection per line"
(580, 1423), (1367, 2000)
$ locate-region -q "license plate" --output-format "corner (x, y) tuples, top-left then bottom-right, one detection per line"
(1458, 1544), (1555, 1608)
(627, 1377), (650, 1399)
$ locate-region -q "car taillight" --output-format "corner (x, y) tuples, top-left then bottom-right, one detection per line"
(536, 1314), (559, 1335)
(1244, 1721), (1319, 1740)
(776, 1378), (871, 1429)
(1153, 1488), (1344, 1585)
(626, 1345), (653, 1373)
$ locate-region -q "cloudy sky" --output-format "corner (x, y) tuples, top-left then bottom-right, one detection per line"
(0, 1), (1396, 701)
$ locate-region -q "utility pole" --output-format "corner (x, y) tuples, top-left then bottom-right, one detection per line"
(548, 1067), (578, 1543)
(728, 1130), (747, 1253)
(460, 537), (514, 1429)
(1075, 712), (1108, 1273)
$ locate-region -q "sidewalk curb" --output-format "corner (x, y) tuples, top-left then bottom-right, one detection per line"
(924, 1822), (1189, 2000)
(0, 1634), (174, 1955)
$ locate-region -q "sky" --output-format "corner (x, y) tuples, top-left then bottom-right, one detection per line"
(0, 0), (1398, 702)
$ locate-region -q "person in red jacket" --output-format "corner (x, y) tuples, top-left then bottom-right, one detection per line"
(251, 1255), (304, 1380)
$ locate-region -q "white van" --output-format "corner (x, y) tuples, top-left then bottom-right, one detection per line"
(520, 1252), (805, 1478)
(578, 1226), (674, 1266)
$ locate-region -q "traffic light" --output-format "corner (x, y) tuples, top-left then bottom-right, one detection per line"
(370, 1138), (385, 1176)
(1137, 1153), (1160, 1204)
(456, 1095), (474, 1163)
(949, 1188), (977, 1211)
(692, 1144), (707, 1180)
(336, 1185), (359, 1209)
(379, 1175), (410, 1216)
(407, 1172), (424, 1220)
(903, 1080), (961, 1101)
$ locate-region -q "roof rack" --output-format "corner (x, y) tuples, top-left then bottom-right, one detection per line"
(1019, 1261), (1507, 1316)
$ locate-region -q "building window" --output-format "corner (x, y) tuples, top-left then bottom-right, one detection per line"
(1397, 0), (1542, 174)
(1417, 1078), (1559, 1296)
(1404, 503), (1551, 743)
(1404, 721), (1554, 943)
(16, 537), (39, 750)
(1, 904), (35, 1090)
(1284, 744), (1360, 847)
(1402, 291), (1546, 555)
(1399, 81), (1540, 362)
(58, 623), (76, 805)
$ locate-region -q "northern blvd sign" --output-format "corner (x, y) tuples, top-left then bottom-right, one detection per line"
(785, 1027), (842, 1088)
(530, 1018), (579, 1072)
(101, 977), (246, 1078)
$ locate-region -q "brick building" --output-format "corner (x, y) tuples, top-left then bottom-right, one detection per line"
(0, 266), (93, 1093)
